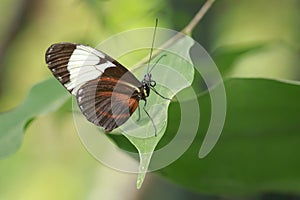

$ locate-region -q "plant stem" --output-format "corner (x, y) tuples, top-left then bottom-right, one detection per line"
(182, 0), (216, 35)
(132, 0), (216, 70)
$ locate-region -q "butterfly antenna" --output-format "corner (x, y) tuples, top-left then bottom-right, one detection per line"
(149, 54), (166, 74)
(147, 18), (158, 74)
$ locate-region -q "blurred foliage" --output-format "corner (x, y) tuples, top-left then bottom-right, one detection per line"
(1, 0), (300, 199)
(0, 78), (69, 159)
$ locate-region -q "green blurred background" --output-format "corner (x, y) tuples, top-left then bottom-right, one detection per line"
(1, 0), (300, 199)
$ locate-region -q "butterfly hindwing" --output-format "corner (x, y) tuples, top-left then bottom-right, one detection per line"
(76, 75), (141, 132)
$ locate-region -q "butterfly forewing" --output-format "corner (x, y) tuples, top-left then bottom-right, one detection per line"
(46, 43), (76, 86)
(45, 43), (143, 132)
(46, 43), (119, 94)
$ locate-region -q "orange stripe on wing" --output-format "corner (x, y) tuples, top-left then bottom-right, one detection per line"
(129, 97), (139, 113)
(95, 97), (139, 119)
(100, 77), (119, 83)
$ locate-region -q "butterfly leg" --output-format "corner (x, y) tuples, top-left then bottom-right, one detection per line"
(136, 104), (141, 121)
(142, 100), (157, 137)
(150, 87), (172, 101)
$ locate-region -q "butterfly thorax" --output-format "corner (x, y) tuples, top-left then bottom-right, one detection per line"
(139, 73), (156, 101)
(139, 83), (150, 101)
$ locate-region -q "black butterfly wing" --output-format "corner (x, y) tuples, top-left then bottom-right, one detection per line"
(77, 75), (141, 131)
(45, 43), (143, 131)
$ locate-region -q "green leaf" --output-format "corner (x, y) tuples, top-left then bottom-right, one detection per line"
(0, 78), (69, 159)
(117, 36), (196, 188)
(110, 78), (300, 194)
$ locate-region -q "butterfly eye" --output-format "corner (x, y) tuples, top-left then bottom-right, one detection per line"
(150, 80), (156, 87)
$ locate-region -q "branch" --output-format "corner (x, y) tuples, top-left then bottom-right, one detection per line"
(182, 0), (216, 35)
(132, 0), (216, 70)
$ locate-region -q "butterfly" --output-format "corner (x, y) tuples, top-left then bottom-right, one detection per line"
(45, 41), (170, 136)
